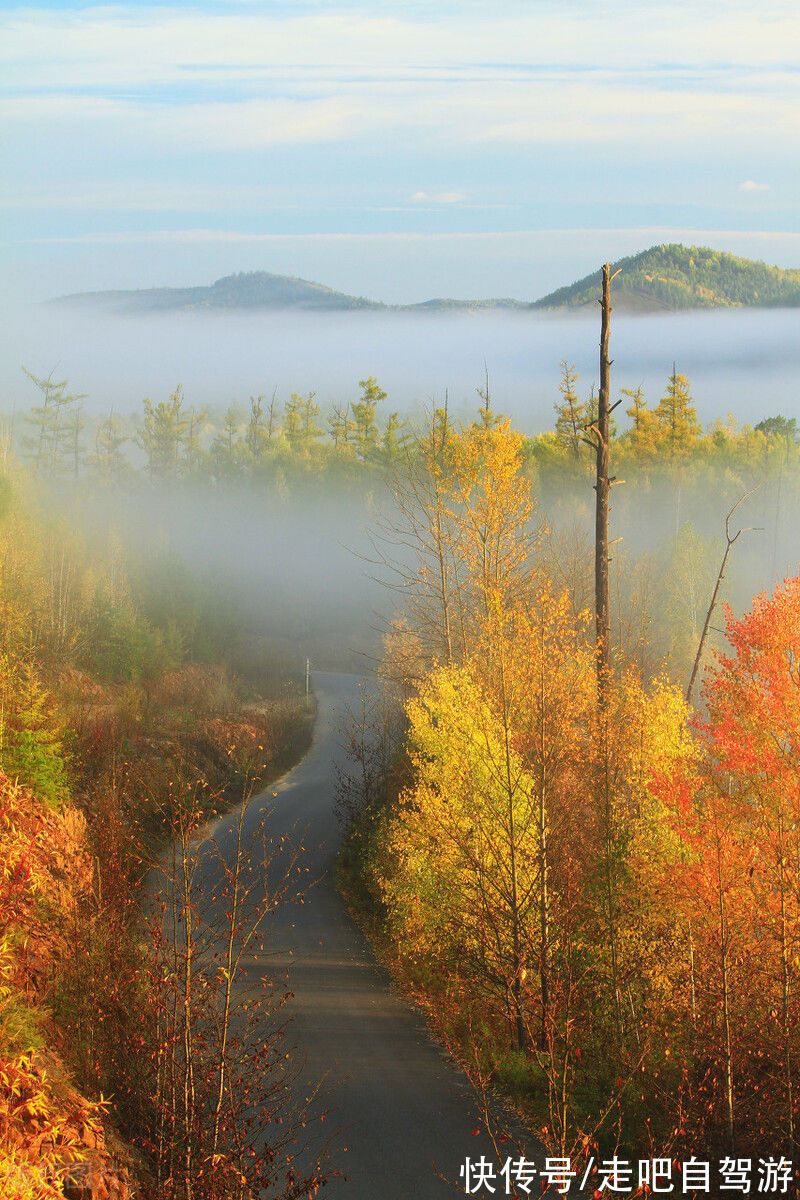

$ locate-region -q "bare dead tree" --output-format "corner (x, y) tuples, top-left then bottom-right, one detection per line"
(685, 489), (761, 706)
(583, 264), (626, 1041)
(583, 264), (623, 705)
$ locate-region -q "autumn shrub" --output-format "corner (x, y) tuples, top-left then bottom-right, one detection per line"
(0, 656), (69, 809)
(84, 598), (179, 683)
(0, 1050), (106, 1200)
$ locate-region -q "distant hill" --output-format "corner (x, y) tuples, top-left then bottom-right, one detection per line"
(55, 271), (389, 314)
(53, 245), (800, 315)
(533, 244), (800, 312)
(54, 270), (530, 315)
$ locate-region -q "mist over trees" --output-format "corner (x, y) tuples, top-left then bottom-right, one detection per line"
(3, 286), (800, 1192)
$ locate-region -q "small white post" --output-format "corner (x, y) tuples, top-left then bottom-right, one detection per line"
(305, 657), (310, 706)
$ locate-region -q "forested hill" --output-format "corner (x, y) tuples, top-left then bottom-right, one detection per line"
(533, 244), (800, 311)
(55, 271), (389, 313)
(54, 271), (529, 314)
(53, 244), (800, 314)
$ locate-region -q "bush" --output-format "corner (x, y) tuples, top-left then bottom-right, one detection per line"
(0, 657), (68, 808)
(84, 600), (180, 683)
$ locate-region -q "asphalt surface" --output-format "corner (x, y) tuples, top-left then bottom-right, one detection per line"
(196, 670), (526, 1199)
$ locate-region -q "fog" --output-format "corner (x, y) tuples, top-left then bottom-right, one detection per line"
(59, 446), (800, 689)
(73, 481), (389, 675)
(3, 303), (799, 431)
(8, 295), (800, 685)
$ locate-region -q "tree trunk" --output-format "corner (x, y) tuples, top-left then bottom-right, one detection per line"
(595, 263), (612, 705)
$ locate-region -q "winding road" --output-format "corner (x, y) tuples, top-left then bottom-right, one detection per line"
(200, 671), (527, 1198)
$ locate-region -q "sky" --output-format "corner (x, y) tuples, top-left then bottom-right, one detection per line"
(1, 0), (799, 303)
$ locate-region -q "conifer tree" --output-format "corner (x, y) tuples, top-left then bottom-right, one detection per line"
(655, 366), (701, 459)
(352, 376), (386, 460)
(553, 361), (587, 461)
(284, 393), (322, 447)
(184, 406), (207, 474)
(328, 402), (354, 450)
(245, 395), (269, 461)
(86, 413), (129, 482)
(382, 412), (407, 464)
(139, 387), (189, 479)
(21, 367), (86, 477)
(622, 385), (658, 457)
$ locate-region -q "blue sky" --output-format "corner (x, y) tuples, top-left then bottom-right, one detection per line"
(1, 0), (799, 302)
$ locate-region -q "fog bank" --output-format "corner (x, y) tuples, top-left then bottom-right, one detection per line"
(3, 304), (799, 431)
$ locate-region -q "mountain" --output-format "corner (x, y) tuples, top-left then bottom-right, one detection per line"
(54, 271), (389, 313)
(533, 244), (800, 312)
(54, 270), (531, 314)
(52, 245), (800, 315)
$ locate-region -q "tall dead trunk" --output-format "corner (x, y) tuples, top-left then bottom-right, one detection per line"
(686, 490), (760, 706)
(587, 264), (623, 1039)
(595, 263), (612, 704)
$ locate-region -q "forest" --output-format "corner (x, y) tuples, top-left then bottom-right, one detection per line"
(2, 343), (800, 1197)
(337, 407), (800, 1180)
(534, 244), (800, 311)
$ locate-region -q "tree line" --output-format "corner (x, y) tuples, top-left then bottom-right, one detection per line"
(6, 363), (799, 489)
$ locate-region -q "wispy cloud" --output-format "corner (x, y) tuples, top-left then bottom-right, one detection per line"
(22, 227), (800, 247)
(5, 76), (798, 156)
(2, 5), (799, 161)
(739, 179), (771, 191)
(2, 5), (800, 91)
(411, 191), (466, 204)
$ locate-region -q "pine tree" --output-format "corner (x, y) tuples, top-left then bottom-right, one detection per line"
(284, 393), (322, 447)
(85, 413), (129, 482)
(553, 361), (587, 461)
(21, 368), (86, 477)
(138, 387), (189, 479)
(382, 413), (407, 464)
(623, 385), (659, 457)
(352, 376), (386, 460)
(655, 366), (701, 459)
(328, 403), (355, 450)
(245, 395), (269, 461)
(210, 404), (247, 476)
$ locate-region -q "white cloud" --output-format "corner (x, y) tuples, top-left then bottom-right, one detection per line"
(739, 179), (771, 191)
(2, 4), (800, 92)
(24, 226), (800, 248)
(411, 191), (466, 204)
(4, 75), (798, 156)
(1, 5), (799, 160)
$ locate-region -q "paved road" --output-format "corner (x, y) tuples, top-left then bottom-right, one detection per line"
(200, 671), (526, 1198)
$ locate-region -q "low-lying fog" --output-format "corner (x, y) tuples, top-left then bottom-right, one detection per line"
(3, 303), (799, 429)
(73, 461), (800, 681)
